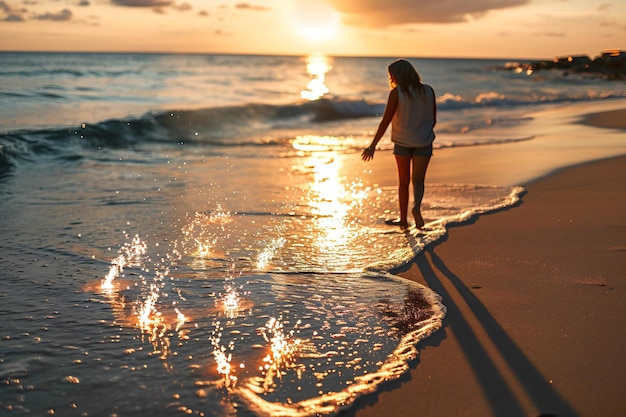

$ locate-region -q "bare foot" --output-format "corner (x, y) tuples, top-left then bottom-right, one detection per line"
(385, 218), (410, 229)
(412, 207), (425, 229)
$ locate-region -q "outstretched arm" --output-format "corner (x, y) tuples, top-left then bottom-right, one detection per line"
(432, 86), (437, 126)
(361, 88), (398, 161)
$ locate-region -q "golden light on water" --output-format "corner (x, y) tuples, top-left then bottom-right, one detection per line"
(305, 151), (352, 254)
(290, 137), (372, 267)
(313, 183), (350, 250)
(301, 55), (332, 101)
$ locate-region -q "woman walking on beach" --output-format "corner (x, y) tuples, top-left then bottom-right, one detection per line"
(362, 59), (436, 229)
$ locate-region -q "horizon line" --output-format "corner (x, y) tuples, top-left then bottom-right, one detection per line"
(0, 49), (555, 62)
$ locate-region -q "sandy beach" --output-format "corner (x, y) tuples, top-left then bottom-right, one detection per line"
(347, 108), (626, 417)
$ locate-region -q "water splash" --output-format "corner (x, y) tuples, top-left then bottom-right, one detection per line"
(134, 282), (171, 359)
(256, 236), (286, 270)
(177, 206), (232, 270)
(257, 317), (303, 393)
(101, 234), (147, 289)
(210, 321), (238, 389)
(175, 307), (187, 332)
(222, 288), (240, 310)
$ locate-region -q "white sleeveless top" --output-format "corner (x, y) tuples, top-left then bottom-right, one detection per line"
(391, 84), (436, 148)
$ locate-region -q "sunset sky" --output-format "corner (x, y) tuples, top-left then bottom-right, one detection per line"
(1, 0), (624, 59)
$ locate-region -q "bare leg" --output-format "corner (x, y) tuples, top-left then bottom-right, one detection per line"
(411, 155), (431, 228)
(394, 155), (411, 228)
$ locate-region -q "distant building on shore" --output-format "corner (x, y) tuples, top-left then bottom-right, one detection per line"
(599, 49), (626, 66)
(553, 54), (591, 69)
(601, 49), (626, 58)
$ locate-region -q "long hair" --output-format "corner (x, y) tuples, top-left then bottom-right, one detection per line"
(388, 59), (425, 98)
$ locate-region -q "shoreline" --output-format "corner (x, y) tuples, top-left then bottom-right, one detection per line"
(348, 106), (626, 416)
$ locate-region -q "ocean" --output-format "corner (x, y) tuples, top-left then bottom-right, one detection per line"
(0, 52), (624, 417)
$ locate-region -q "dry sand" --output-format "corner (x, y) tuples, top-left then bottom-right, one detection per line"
(347, 109), (626, 417)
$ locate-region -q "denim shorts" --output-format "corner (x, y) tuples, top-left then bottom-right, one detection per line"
(393, 144), (433, 157)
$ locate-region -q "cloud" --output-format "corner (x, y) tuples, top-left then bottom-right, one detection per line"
(111, 0), (173, 7)
(34, 8), (73, 21)
(235, 3), (269, 11)
(0, 0), (27, 21)
(0, 0), (25, 13)
(172, 2), (191, 12)
(327, 0), (529, 26)
(534, 31), (565, 37)
(3, 13), (24, 21)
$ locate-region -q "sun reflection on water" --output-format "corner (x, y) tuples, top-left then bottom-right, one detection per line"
(292, 141), (371, 265)
(301, 55), (332, 101)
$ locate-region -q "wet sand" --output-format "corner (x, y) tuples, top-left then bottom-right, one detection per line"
(348, 106), (626, 417)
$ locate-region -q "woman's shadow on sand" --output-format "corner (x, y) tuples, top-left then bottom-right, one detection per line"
(343, 225), (577, 417)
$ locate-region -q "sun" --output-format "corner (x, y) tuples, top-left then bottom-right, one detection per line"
(291, 1), (341, 41)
